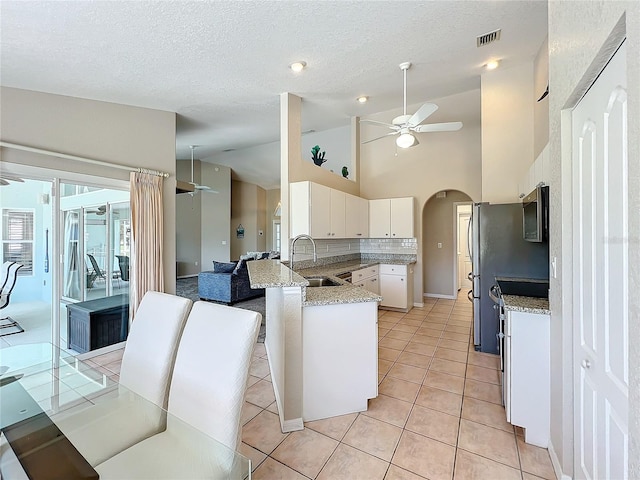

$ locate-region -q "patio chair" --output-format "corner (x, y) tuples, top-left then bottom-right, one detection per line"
(1, 262), (24, 335)
(87, 254), (107, 287)
(115, 255), (129, 282)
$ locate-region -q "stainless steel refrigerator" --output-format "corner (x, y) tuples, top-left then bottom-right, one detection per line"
(469, 202), (549, 353)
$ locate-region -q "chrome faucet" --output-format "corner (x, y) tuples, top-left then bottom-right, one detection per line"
(290, 234), (317, 271)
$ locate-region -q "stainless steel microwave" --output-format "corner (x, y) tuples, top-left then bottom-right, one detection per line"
(522, 185), (549, 242)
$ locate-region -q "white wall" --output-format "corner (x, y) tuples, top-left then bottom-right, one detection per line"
(301, 126), (353, 180)
(0, 87), (178, 293)
(359, 89), (481, 304)
(200, 162), (231, 265)
(548, 3), (640, 477)
(481, 63), (535, 204)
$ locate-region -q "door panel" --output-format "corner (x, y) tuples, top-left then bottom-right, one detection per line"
(572, 42), (627, 479)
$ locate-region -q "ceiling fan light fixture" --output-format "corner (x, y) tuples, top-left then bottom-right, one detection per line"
(356, 95), (368, 103)
(396, 132), (416, 149)
(289, 61), (307, 73)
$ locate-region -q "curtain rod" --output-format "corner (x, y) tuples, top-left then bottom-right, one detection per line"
(0, 141), (170, 178)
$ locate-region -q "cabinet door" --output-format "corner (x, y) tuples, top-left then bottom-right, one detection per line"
(310, 183), (331, 238)
(379, 274), (407, 308)
(330, 189), (346, 238)
(365, 276), (380, 295)
(345, 194), (369, 238)
(390, 197), (414, 238)
(369, 199), (391, 238)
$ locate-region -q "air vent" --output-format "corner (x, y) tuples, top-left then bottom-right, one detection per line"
(436, 191), (447, 199)
(222, 148), (235, 152)
(301, 129), (316, 136)
(477, 29), (501, 47)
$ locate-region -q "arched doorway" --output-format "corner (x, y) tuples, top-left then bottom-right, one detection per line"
(422, 190), (472, 300)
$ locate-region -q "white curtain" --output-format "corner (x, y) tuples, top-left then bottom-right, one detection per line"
(129, 172), (164, 319)
(63, 211), (80, 298)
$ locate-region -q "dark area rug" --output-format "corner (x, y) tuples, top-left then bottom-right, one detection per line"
(176, 277), (266, 342)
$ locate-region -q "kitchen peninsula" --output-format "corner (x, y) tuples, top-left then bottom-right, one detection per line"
(247, 259), (384, 432)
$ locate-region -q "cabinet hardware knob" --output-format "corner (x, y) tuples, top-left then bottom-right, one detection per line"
(581, 359), (591, 369)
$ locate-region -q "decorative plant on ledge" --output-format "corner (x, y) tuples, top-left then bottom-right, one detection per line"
(311, 145), (327, 166)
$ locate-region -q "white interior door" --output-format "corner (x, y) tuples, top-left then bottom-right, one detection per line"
(458, 213), (471, 290)
(572, 41), (628, 480)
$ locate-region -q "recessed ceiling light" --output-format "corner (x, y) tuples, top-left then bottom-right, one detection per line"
(357, 96), (368, 103)
(485, 60), (500, 70)
(289, 61), (307, 73)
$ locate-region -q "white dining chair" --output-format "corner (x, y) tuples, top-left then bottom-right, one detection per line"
(95, 301), (261, 479)
(53, 291), (193, 466)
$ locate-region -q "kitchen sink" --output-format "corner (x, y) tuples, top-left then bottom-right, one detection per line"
(305, 277), (343, 287)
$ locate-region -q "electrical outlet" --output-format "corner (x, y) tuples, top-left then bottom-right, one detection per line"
(195, 261), (198, 266)
(222, 240), (227, 245)
(437, 242), (442, 249)
(551, 257), (557, 278)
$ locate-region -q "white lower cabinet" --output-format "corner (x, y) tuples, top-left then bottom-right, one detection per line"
(379, 264), (414, 312)
(504, 309), (550, 447)
(352, 265), (379, 295)
(302, 301), (378, 422)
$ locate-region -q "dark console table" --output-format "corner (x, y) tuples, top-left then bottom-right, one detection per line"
(67, 294), (129, 353)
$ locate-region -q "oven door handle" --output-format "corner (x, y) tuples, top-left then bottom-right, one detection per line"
(489, 285), (501, 305)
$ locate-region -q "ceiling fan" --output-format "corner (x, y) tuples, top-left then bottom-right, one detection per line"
(0, 173), (25, 186)
(87, 205), (119, 216)
(361, 62), (463, 148)
(177, 145), (218, 195)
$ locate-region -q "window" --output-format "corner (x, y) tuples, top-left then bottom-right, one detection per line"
(2, 209), (34, 276)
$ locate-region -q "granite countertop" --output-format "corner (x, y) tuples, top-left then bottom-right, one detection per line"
(296, 258), (415, 278)
(247, 259), (384, 306)
(247, 260), (307, 288)
(502, 294), (550, 314)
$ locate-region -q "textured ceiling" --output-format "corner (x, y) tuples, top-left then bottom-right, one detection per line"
(0, 1), (547, 188)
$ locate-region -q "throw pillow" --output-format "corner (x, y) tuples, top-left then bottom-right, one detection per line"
(213, 261), (236, 273)
(232, 259), (247, 275)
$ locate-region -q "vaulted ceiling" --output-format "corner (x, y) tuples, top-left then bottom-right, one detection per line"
(0, 1), (547, 188)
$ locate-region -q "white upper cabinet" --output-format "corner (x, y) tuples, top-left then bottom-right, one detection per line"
(289, 181), (350, 239)
(345, 193), (369, 238)
(329, 189), (346, 238)
(519, 144), (550, 198)
(369, 197), (414, 238)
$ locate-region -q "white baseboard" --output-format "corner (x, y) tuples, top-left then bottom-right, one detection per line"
(413, 302), (424, 308)
(282, 418), (304, 432)
(177, 274), (198, 279)
(548, 438), (572, 480)
(424, 293), (457, 300)
(264, 342), (304, 434)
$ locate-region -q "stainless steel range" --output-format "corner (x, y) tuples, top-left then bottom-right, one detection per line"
(490, 277), (550, 406)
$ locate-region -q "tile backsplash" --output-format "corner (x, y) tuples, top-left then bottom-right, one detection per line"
(289, 237), (417, 268)
(360, 238), (418, 255)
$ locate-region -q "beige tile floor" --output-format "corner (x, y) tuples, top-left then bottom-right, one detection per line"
(90, 291), (556, 480)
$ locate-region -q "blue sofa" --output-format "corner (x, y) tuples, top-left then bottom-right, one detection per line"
(198, 256), (266, 305)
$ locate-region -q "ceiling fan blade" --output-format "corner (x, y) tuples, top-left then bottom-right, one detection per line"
(407, 103), (438, 127)
(0, 174), (24, 183)
(361, 132), (398, 145)
(359, 119), (400, 130)
(413, 121), (463, 133)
